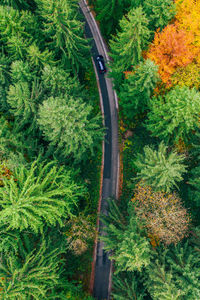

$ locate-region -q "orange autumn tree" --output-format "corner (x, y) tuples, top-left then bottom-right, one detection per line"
(175, 0), (200, 63)
(147, 24), (195, 86)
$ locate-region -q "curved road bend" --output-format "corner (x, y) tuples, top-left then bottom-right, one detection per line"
(79, 1), (119, 299)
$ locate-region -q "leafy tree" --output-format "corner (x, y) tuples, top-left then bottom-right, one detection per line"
(143, 0), (176, 31)
(134, 142), (187, 193)
(102, 200), (151, 273)
(133, 182), (190, 245)
(112, 271), (145, 300)
(171, 62), (200, 89)
(0, 237), (65, 299)
(145, 86), (200, 143)
(119, 59), (159, 122)
(65, 213), (96, 255)
(146, 24), (195, 86)
(175, 0), (200, 64)
(37, 0), (90, 72)
(0, 159), (85, 233)
(110, 7), (150, 90)
(37, 95), (104, 161)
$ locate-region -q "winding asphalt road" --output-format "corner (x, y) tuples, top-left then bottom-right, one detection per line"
(79, 1), (119, 299)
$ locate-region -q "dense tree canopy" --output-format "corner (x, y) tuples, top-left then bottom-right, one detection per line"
(145, 86), (200, 143)
(38, 95), (104, 161)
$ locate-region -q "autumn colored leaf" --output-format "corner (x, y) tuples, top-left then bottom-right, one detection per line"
(147, 24), (195, 86)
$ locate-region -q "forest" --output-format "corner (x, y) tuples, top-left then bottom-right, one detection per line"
(0, 0), (103, 298)
(1, 0), (200, 299)
(89, 0), (200, 299)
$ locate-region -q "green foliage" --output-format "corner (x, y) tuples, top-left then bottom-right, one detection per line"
(10, 60), (34, 83)
(109, 7), (150, 90)
(145, 86), (200, 143)
(101, 200), (151, 273)
(143, 0), (176, 31)
(1, 0), (37, 11)
(0, 159), (84, 233)
(112, 271), (145, 300)
(37, 0), (90, 72)
(146, 241), (200, 299)
(41, 65), (84, 98)
(37, 95), (104, 161)
(0, 237), (65, 299)
(95, 0), (124, 38)
(188, 165), (200, 206)
(119, 59), (159, 123)
(134, 142), (187, 192)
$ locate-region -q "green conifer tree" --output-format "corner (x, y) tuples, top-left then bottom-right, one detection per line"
(0, 159), (85, 233)
(134, 142), (187, 193)
(109, 7), (150, 90)
(37, 95), (104, 161)
(119, 59), (159, 123)
(146, 86), (200, 143)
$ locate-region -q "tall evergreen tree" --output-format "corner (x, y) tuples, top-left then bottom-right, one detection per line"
(102, 200), (151, 273)
(143, 0), (176, 31)
(0, 237), (65, 299)
(37, 95), (104, 161)
(145, 86), (200, 143)
(109, 7), (150, 90)
(119, 59), (159, 123)
(95, 0), (124, 38)
(36, 0), (90, 72)
(112, 271), (145, 300)
(0, 159), (85, 233)
(134, 142), (187, 193)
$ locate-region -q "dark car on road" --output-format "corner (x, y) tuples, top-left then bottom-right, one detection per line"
(96, 55), (107, 74)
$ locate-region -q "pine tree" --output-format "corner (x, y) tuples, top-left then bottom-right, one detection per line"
(95, 0), (124, 38)
(0, 159), (85, 233)
(166, 242), (200, 299)
(145, 86), (200, 143)
(109, 7), (150, 90)
(41, 65), (84, 98)
(143, 0), (176, 31)
(110, 216), (151, 273)
(36, 0), (90, 72)
(112, 271), (145, 300)
(101, 200), (151, 273)
(188, 165), (200, 207)
(134, 142), (187, 193)
(37, 95), (104, 161)
(146, 258), (184, 300)
(119, 59), (159, 123)
(0, 237), (65, 299)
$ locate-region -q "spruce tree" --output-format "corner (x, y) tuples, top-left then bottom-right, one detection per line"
(37, 95), (104, 161)
(134, 142), (187, 193)
(145, 86), (200, 143)
(0, 237), (65, 299)
(112, 271), (145, 300)
(109, 7), (150, 90)
(119, 59), (159, 123)
(0, 159), (85, 233)
(36, 0), (90, 72)
(143, 0), (176, 31)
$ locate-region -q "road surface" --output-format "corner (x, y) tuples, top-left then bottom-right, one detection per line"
(79, 1), (119, 299)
